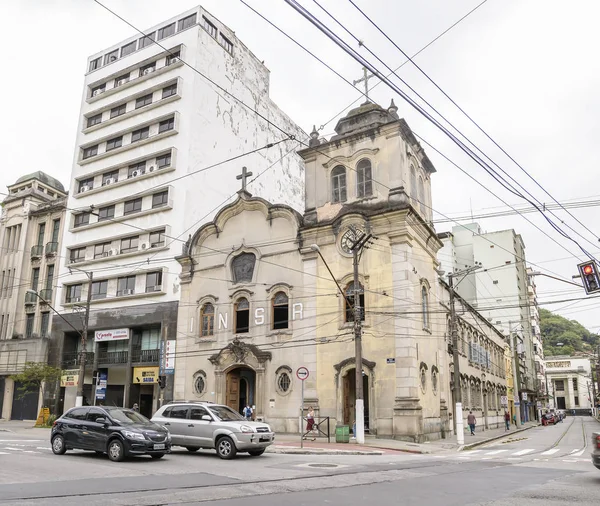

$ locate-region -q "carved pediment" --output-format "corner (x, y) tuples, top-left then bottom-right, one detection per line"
(209, 338), (272, 366)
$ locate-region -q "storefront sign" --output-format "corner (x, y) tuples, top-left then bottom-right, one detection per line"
(60, 369), (79, 387)
(133, 366), (159, 384)
(95, 328), (130, 342)
(95, 370), (107, 400)
(522, 393), (528, 401)
(546, 361), (571, 368)
(164, 340), (176, 374)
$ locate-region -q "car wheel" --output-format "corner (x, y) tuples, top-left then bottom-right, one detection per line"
(51, 435), (67, 455)
(216, 436), (237, 460)
(107, 439), (125, 462)
(248, 449), (266, 457)
(151, 453), (165, 459)
(186, 447), (200, 452)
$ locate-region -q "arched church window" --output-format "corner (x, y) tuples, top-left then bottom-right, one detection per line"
(431, 369), (438, 395)
(356, 159), (373, 198)
(200, 303), (215, 337)
(410, 165), (417, 200)
(235, 297), (250, 333)
(194, 375), (206, 395)
(421, 285), (429, 329)
(345, 282), (365, 323)
(331, 165), (347, 203)
(231, 252), (256, 284)
(277, 371), (291, 393)
(418, 176), (425, 214)
(272, 291), (289, 330)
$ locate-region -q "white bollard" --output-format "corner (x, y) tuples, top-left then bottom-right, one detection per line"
(456, 402), (464, 445)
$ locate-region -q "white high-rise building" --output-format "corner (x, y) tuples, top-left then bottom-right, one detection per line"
(53, 6), (305, 414)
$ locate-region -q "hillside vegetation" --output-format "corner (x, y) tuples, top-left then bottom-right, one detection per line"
(540, 308), (600, 356)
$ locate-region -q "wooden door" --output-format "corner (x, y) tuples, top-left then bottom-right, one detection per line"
(226, 370), (240, 413)
(343, 373), (352, 425)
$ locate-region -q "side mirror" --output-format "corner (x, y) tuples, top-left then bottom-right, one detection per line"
(201, 415), (212, 422)
(96, 417), (108, 425)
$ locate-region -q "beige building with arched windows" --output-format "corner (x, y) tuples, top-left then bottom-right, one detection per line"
(174, 100), (472, 440)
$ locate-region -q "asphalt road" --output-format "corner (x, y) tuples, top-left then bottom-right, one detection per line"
(0, 416), (598, 505)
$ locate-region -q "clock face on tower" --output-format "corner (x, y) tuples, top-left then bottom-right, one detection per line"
(340, 227), (364, 254)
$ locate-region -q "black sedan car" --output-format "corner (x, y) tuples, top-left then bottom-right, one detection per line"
(51, 406), (171, 461)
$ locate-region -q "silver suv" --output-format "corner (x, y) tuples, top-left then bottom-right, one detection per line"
(151, 402), (274, 459)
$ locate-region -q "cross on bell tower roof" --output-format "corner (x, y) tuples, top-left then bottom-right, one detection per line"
(236, 166), (253, 195)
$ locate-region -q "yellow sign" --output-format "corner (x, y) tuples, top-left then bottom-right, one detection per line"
(133, 366), (159, 384)
(60, 369), (79, 387)
(35, 407), (50, 427)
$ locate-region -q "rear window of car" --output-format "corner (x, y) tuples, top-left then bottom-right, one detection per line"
(67, 408), (88, 420)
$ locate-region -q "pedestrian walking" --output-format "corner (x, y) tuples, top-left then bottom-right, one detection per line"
(467, 411), (476, 436)
(132, 403), (139, 412)
(243, 404), (253, 420)
(504, 411), (510, 431)
(304, 407), (316, 440)
(513, 413), (517, 427)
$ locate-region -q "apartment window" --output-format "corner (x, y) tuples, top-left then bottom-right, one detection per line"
(422, 286), (429, 329)
(117, 276), (136, 296)
(574, 396), (579, 406)
(157, 153), (171, 168)
(149, 229), (165, 248)
(152, 191), (169, 208)
(555, 380), (565, 391)
(162, 84), (177, 99)
(25, 314), (34, 338)
(51, 219), (60, 243)
(145, 271), (163, 292)
(114, 73), (130, 87)
(272, 292), (289, 330)
(95, 206), (115, 223)
(40, 312), (49, 338)
(74, 213), (90, 228)
(29, 268), (40, 292)
(573, 378), (578, 391)
(157, 23), (175, 40)
(200, 303), (214, 336)
(493, 280), (499, 284)
(110, 104), (126, 119)
(166, 51), (180, 65)
(45, 265), (54, 290)
(331, 166), (347, 203)
(89, 57), (101, 72)
(79, 178), (94, 192)
(91, 84), (105, 96)
(121, 41), (136, 57)
(37, 223), (46, 246)
(94, 243), (111, 259)
(158, 117), (175, 133)
(345, 282), (365, 323)
(131, 127), (150, 142)
(140, 63), (156, 77)
(66, 284), (82, 303)
(202, 16), (217, 38)
(124, 198), (142, 215)
(104, 49), (119, 65)
(82, 145), (98, 159)
(235, 298), (250, 333)
(135, 94), (153, 109)
(139, 32), (156, 49)
(106, 136), (123, 151)
(128, 162), (146, 177)
(121, 236), (139, 253)
(87, 114), (102, 128)
(102, 171), (119, 185)
(70, 247), (86, 263)
(91, 280), (108, 300)
(178, 13), (197, 31)
(219, 34), (233, 53)
(356, 158), (373, 198)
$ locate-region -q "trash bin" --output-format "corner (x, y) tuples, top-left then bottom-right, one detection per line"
(335, 425), (350, 443)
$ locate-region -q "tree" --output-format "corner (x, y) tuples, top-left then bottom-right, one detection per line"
(540, 308), (600, 356)
(10, 362), (62, 410)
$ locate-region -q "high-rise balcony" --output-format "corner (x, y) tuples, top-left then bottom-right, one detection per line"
(45, 242), (59, 257)
(31, 245), (43, 260)
(24, 292), (37, 306)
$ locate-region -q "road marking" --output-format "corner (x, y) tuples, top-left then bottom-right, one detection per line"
(0, 440), (43, 443)
(0, 452), (9, 455)
(569, 449), (582, 455)
(507, 457), (522, 460)
(541, 449), (560, 455)
(484, 450), (508, 455)
(481, 457), (493, 460)
(571, 450), (585, 457)
(465, 450), (483, 455)
(562, 459), (577, 462)
(512, 449), (534, 456)
(36, 447), (51, 451)
(3, 447), (24, 451)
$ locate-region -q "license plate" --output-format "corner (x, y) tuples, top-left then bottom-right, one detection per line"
(153, 443), (165, 450)
(259, 437), (271, 442)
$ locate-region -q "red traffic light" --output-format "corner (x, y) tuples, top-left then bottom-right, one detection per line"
(583, 264), (594, 275)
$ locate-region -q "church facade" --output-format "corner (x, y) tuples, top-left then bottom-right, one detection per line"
(174, 100), (454, 440)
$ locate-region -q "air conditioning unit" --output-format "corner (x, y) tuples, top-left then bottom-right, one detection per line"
(71, 297), (81, 303)
(123, 289), (134, 296)
(108, 248), (120, 256)
(80, 185), (91, 193)
(131, 169), (142, 178)
(103, 177), (116, 186)
(140, 241), (150, 251)
(92, 89), (104, 97)
(170, 57), (179, 64)
(116, 79), (127, 87)
(143, 68), (155, 75)
(148, 166), (155, 172)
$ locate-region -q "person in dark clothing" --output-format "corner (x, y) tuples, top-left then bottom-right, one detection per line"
(504, 411), (510, 430)
(467, 411), (476, 435)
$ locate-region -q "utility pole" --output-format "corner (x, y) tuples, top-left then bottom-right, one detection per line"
(75, 271), (93, 408)
(509, 321), (522, 427)
(446, 265), (480, 445)
(349, 229), (373, 445)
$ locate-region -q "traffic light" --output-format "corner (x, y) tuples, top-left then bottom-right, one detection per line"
(158, 376), (166, 389)
(577, 261), (600, 294)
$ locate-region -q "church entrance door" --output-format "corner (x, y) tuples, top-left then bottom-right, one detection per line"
(225, 367), (256, 416)
(342, 368), (370, 433)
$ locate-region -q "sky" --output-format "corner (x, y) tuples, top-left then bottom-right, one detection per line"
(2, 0), (600, 332)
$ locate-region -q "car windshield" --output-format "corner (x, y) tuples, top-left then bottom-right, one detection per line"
(208, 405), (245, 421)
(105, 408), (152, 425)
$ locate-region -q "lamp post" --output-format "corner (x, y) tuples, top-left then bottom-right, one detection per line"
(508, 321), (523, 427)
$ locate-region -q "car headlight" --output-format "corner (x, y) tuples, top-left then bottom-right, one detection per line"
(123, 430), (146, 441)
(240, 425), (255, 433)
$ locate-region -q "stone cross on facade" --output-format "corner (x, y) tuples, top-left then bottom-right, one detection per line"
(353, 66), (376, 102)
(236, 166), (253, 192)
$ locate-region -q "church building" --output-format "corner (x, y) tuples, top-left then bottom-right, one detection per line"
(175, 99), (450, 441)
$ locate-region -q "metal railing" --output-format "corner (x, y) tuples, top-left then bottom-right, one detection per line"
(40, 288), (53, 301)
(24, 292), (37, 305)
(61, 352), (94, 368)
(45, 242), (59, 255)
(98, 351), (128, 364)
(131, 348), (160, 363)
(301, 416), (330, 442)
(31, 245), (43, 258)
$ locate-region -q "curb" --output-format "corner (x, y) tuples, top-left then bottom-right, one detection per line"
(460, 424), (540, 451)
(266, 447), (384, 455)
